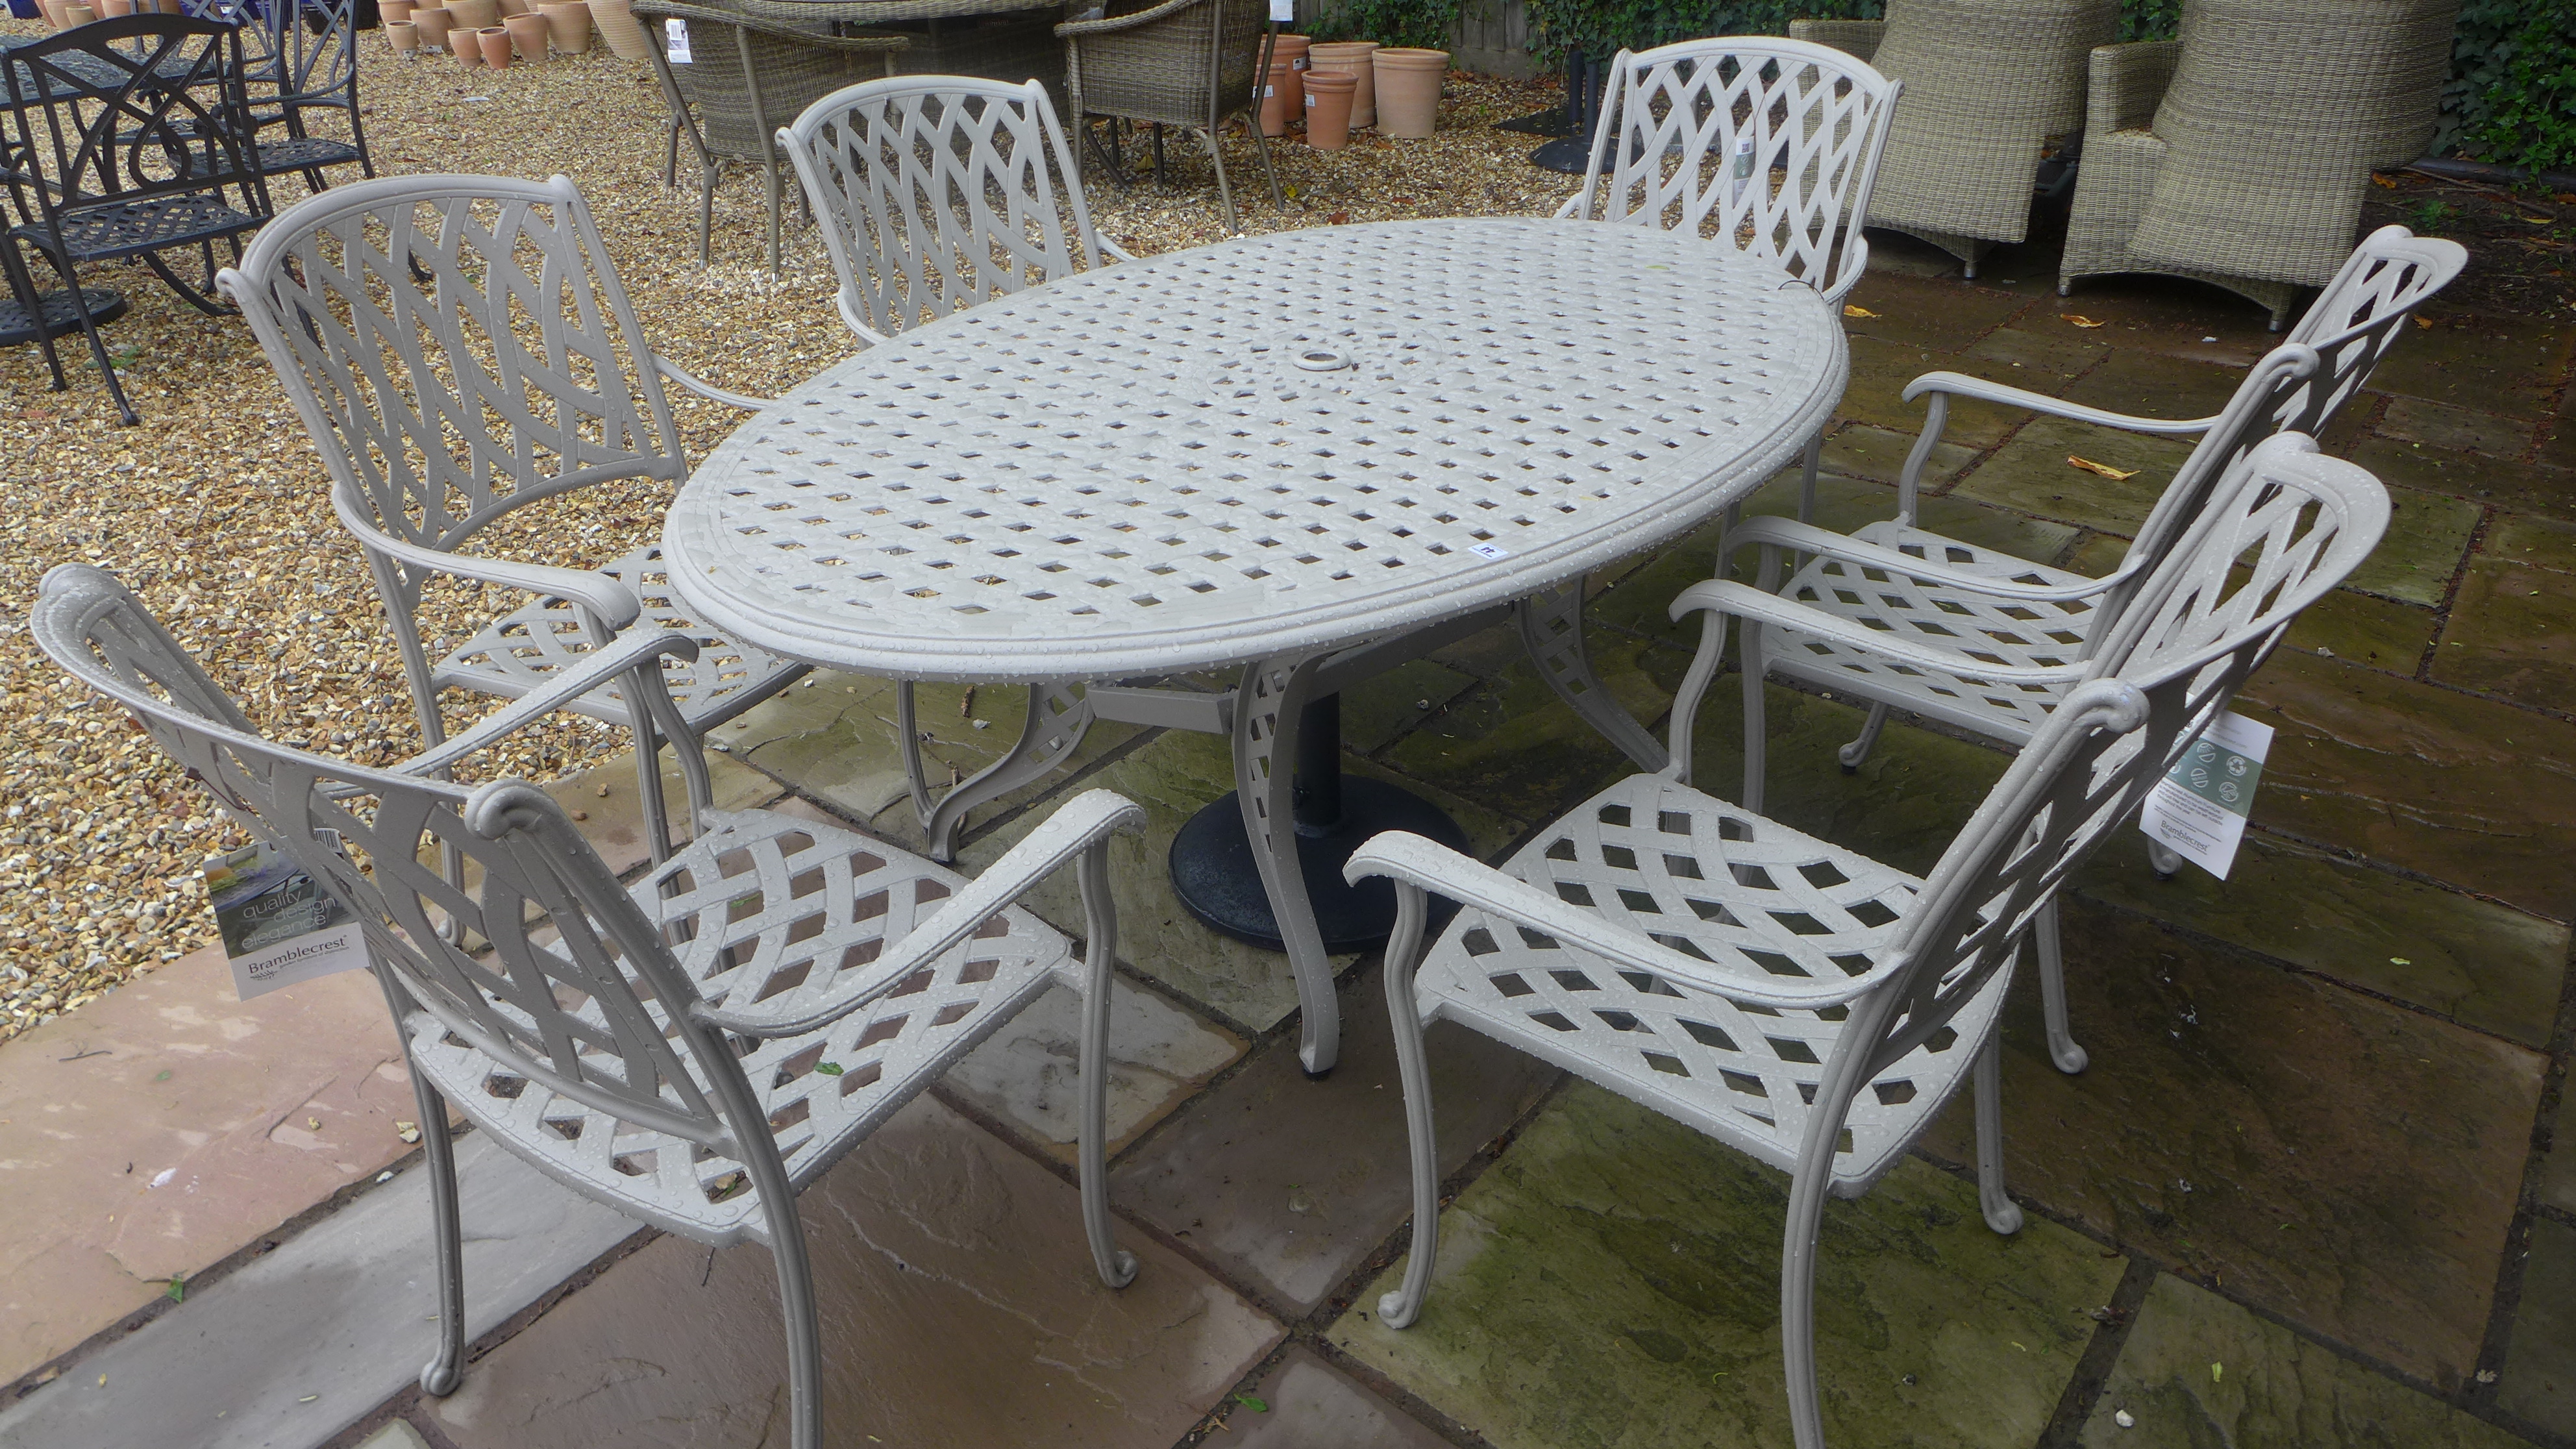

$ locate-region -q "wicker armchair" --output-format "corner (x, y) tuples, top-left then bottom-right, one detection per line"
(1056, 0), (1278, 231)
(1792, 0), (2116, 278)
(2059, 0), (2458, 328)
(637, 0), (909, 275)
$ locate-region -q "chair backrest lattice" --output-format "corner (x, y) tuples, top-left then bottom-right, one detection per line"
(783, 77), (1104, 340)
(31, 565), (750, 1169)
(1565, 37), (1899, 303)
(1841, 435), (2387, 1086)
(2, 16), (266, 221)
(271, 0), (361, 113)
(218, 173), (683, 579)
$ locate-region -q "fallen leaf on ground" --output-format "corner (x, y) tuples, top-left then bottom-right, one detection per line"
(2068, 456), (2139, 480)
(1842, 303), (1877, 317)
(1233, 1394), (1270, 1413)
(2371, 173), (2397, 188)
(2415, 316), (2434, 328)
(2061, 314), (2106, 328)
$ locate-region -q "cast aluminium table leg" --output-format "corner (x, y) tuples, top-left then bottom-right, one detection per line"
(900, 679), (1096, 863)
(1515, 577), (1669, 774)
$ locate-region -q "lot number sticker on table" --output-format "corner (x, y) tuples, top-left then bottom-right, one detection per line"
(2138, 710), (2272, 880)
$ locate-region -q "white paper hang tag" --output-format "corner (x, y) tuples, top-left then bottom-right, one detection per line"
(1269, 0), (1294, 21)
(203, 836), (373, 1002)
(2138, 710), (2273, 880)
(665, 17), (693, 63)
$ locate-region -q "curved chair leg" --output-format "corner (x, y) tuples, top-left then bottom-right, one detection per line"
(1233, 653), (1339, 1074)
(1374, 882), (1441, 1329)
(410, 1074), (467, 1396)
(760, 1192), (825, 1449)
(2034, 897), (2087, 1074)
(1074, 840), (1139, 1289)
(1246, 116), (1283, 212)
(1779, 1141), (1835, 1449)
(2148, 841), (2182, 878)
(1836, 701), (1890, 773)
(1513, 578), (1668, 773)
(1200, 126), (1239, 232)
(1973, 1028), (2024, 1234)
(1739, 621), (1768, 813)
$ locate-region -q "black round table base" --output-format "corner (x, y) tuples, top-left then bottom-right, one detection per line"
(1170, 776), (1472, 955)
(0, 286), (125, 347)
(1529, 135), (1596, 175)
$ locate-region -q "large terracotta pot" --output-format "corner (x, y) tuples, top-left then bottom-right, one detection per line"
(61, 3), (95, 24)
(477, 23), (512, 66)
(98, 0), (134, 18)
(445, 0), (497, 31)
(1372, 47), (1446, 139)
(412, 6), (452, 50)
(540, 1), (590, 53)
(1259, 58), (1300, 136)
(386, 19), (418, 51)
(380, 0), (413, 22)
(502, 10), (547, 55)
(1303, 69), (1356, 150)
(495, 0), (528, 15)
(1307, 39), (1377, 129)
(588, 0), (649, 59)
(36, 0), (67, 27)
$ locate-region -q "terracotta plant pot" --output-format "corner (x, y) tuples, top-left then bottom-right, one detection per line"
(1372, 47), (1446, 139)
(444, 0), (497, 31)
(1303, 69), (1356, 150)
(412, 6), (452, 49)
(62, 3), (95, 23)
(501, 12), (545, 56)
(1307, 39), (1378, 129)
(1269, 31), (1309, 75)
(587, 0), (648, 58)
(380, 0), (412, 21)
(386, 19), (418, 50)
(97, 0), (133, 18)
(36, 0), (66, 27)
(495, 0), (527, 15)
(1259, 58), (1300, 137)
(477, 23), (513, 66)
(539, 0), (589, 52)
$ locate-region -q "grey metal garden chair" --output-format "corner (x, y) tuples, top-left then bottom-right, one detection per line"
(1347, 430), (2389, 1449)
(1559, 36), (1900, 528)
(1707, 223), (2459, 1072)
(778, 74), (1130, 347)
(32, 561), (1149, 1449)
(216, 173), (806, 861)
(637, 0), (910, 275)
(1055, 0), (1280, 232)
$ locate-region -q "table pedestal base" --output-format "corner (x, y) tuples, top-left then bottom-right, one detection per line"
(1170, 776), (1470, 955)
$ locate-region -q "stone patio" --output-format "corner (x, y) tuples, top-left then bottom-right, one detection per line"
(8, 129), (2576, 1449)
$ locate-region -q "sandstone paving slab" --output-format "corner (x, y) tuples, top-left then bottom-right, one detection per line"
(423, 1095), (1284, 1449)
(1951, 416), (2198, 532)
(1816, 421), (1981, 490)
(2076, 834), (2568, 1048)
(2348, 436), (2576, 521)
(2055, 347), (2248, 421)
(2366, 313), (2573, 423)
(956, 728), (1522, 1034)
(541, 743), (783, 877)
(2067, 532), (2440, 667)
(1839, 334), (2025, 447)
(0, 1128), (640, 1449)
(1329, 1080), (2127, 1449)
(942, 978), (1246, 1165)
(1839, 271), (2032, 353)
(1959, 323), (2116, 380)
(2233, 650), (2576, 919)
(356, 1419), (433, 1449)
(1926, 902), (2542, 1387)
(2378, 398), (2538, 458)
(1109, 958), (1562, 1312)
(1381, 638), (1668, 825)
(2487, 513), (2576, 575)
(2547, 414), (2576, 475)
(2039, 283), (2282, 365)
(0, 943), (423, 1387)
(2499, 1216), (2576, 1435)
(1343, 659), (1480, 754)
(2340, 486), (2484, 606)
(1222, 1346), (1453, 1449)
(2434, 559), (2576, 708)
(2077, 1272), (2529, 1448)
(2543, 1091), (2576, 1217)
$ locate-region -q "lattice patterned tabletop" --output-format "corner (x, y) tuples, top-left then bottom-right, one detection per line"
(663, 217), (1849, 682)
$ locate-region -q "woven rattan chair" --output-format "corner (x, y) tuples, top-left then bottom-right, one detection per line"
(216, 173), (806, 860)
(1056, 0), (1279, 232)
(637, 0), (909, 274)
(2059, 0), (2459, 327)
(1350, 429), (2389, 1449)
(1705, 224), (2460, 1074)
(1792, 0), (2116, 278)
(32, 562), (1149, 1449)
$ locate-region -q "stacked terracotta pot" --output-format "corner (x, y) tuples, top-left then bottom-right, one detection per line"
(404, 0), (600, 64)
(1259, 34), (1448, 146)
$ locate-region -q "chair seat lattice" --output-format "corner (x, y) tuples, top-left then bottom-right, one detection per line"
(253, 134), (364, 174)
(406, 808), (1072, 1245)
(16, 192), (264, 263)
(1759, 519), (2103, 744)
(1413, 772), (2009, 1192)
(432, 544), (804, 730)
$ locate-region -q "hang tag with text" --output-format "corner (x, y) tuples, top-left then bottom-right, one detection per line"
(2138, 710), (2272, 880)
(203, 837), (373, 1002)
(665, 17), (693, 62)
(1270, 0), (1294, 21)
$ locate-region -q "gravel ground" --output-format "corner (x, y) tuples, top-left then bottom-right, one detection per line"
(0, 22), (1572, 1039)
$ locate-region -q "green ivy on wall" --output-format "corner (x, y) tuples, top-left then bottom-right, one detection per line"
(1305, 0), (1467, 51)
(2449, 0), (2575, 175)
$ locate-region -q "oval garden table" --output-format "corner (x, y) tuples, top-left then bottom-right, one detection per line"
(663, 216), (1848, 1074)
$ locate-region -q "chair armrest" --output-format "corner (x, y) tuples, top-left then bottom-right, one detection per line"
(330, 485), (644, 631)
(654, 353), (771, 411)
(1671, 576), (2096, 686)
(1715, 515), (2133, 604)
(389, 629), (704, 781)
(1056, 0), (1204, 39)
(2089, 40), (2179, 135)
(1901, 369), (2220, 436)
(1788, 18), (1883, 64)
(1345, 832), (1909, 1010)
(688, 789), (1148, 1037)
